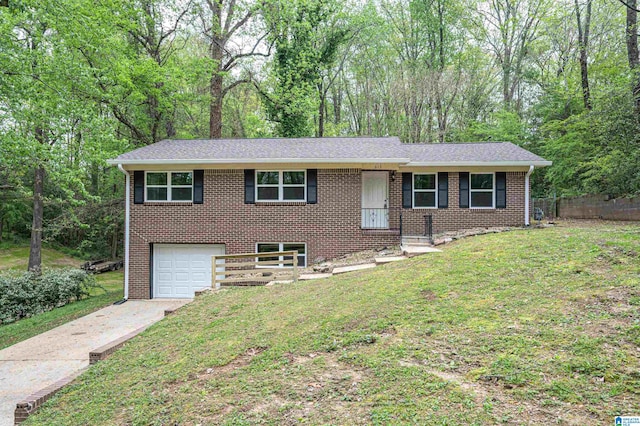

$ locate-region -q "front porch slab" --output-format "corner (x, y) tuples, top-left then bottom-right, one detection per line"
(401, 245), (443, 257)
(300, 273), (333, 280)
(333, 263), (377, 275)
(374, 256), (407, 265)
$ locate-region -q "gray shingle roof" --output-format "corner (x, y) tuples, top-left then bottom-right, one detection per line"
(402, 141), (548, 165)
(111, 137), (408, 162)
(108, 137), (551, 166)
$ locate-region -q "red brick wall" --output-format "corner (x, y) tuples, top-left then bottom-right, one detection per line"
(128, 169), (527, 299)
(393, 172), (526, 235)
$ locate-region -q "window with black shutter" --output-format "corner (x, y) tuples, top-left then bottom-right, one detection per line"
(437, 172), (448, 208)
(459, 172), (469, 208)
(402, 173), (412, 208)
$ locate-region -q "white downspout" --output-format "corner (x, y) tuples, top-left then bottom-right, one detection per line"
(117, 164), (130, 300)
(524, 165), (534, 226)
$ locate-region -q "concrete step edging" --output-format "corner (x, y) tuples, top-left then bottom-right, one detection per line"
(14, 368), (86, 424)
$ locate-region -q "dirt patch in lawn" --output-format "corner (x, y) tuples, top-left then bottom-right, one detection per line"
(398, 358), (600, 425)
(250, 352), (371, 425)
(188, 351), (373, 425)
(199, 346), (268, 378)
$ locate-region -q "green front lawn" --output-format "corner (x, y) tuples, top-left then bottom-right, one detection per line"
(27, 222), (640, 425)
(0, 245), (124, 350)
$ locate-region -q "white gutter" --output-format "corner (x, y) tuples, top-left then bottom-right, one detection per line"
(108, 158), (553, 168)
(524, 165), (534, 226)
(117, 164), (130, 300)
(406, 160), (553, 167)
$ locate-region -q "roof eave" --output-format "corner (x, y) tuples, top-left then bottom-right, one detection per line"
(405, 160), (552, 167)
(106, 158), (412, 166)
(107, 159), (552, 167)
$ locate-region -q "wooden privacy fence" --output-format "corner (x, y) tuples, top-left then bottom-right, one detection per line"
(533, 194), (640, 221)
(211, 251), (299, 287)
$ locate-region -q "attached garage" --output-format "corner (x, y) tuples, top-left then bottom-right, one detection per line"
(153, 244), (225, 298)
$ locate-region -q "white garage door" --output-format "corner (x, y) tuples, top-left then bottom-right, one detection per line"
(153, 244), (225, 298)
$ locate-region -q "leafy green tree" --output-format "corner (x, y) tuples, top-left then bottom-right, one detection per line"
(259, 0), (344, 137)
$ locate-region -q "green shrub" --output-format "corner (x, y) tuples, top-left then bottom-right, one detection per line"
(0, 269), (99, 324)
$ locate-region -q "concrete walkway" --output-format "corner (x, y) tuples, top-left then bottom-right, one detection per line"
(0, 299), (188, 425)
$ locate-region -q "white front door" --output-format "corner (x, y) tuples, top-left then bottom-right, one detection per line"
(153, 244), (225, 298)
(362, 171), (389, 229)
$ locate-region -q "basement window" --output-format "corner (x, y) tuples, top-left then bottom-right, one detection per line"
(256, 242), (307, 267)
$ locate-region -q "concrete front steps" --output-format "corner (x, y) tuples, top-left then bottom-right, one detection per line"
(401, 236), (443, 257)
(296, 256), (408, 282)
(401, 236), (434, 245)
(271, 242), (442, 285)
(401, 244), (442, 256)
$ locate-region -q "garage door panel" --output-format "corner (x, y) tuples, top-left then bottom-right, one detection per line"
(175, 272), (190, 282)
(158, 272), (173, 281)
(191, 272), (206, 281)
(157, 287), (173, 296)
(175, 260), (190, 269)
(153, 244), (225, 299)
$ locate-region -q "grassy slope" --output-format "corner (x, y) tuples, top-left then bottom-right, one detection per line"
(0, 245), (81, 271)
(0, 246), (124, 349)
(28, 223), (640, 425)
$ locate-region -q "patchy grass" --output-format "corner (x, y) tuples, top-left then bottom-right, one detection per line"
(27, 222), (640, 425)
(0, 245), (124, 349)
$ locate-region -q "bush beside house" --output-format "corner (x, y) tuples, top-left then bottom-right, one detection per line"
(0, 269), (99, 324)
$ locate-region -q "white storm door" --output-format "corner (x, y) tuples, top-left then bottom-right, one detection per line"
(361, 171), (389, 229)
(153, 244), (225, 298)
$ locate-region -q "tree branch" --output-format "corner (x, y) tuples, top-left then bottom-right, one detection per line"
(618, 0), (640, 12)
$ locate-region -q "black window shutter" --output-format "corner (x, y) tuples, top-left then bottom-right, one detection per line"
(193, 170), (204, 204)
(438, 172), (448, 208)
(244, 169), (255, 204)
(496, 172), (507, 209)
(307, 169), (317, 204)
(402, 173), (412, 208)
(459, 172), (469, 209)
(134, 171), (144, 204)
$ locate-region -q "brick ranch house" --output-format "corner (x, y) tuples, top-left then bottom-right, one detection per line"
(108, 137), (551, 300)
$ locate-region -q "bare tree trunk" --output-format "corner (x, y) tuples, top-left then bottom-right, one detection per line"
(28, 164), (44, 274)
(111, 221), (118, 259)
(436, 95), (446, 143)
(318, 82), (325, 137)
(575, 0), (592, 110)
(209, 0), (224, 139)
(503, 49), (512, 108)
(627, 0), (640, 114)
(332, 85), (341, 125)
(426, 107), (433, 143)
(209, 53), (224, 138)
(209, 76), (223, 138)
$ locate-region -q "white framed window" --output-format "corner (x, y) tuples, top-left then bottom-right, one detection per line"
(470, 172), (494, 208)
(413, 173), (437, 208)
(256, 242), (306, 267)
(145, 171), (193, 202)
(256, 170), (306, 202)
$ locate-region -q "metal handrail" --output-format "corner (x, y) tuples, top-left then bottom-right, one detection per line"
(361, 208), (389, 229)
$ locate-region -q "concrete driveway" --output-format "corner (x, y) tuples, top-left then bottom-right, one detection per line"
(0, 299), (189, 425)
